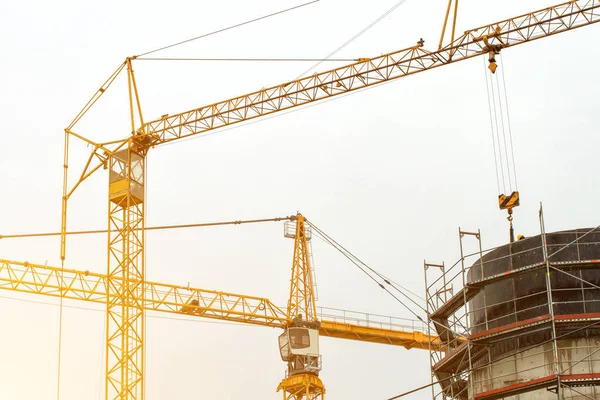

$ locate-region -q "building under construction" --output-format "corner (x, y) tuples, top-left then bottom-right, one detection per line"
(425, 207), (600, 399)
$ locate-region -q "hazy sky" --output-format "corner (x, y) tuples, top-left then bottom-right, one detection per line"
(1, 0), (599, 399)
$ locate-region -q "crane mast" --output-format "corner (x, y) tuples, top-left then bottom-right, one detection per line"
(106, 143), (146, 398)
(278, 215), (325, 399)
(102, 61), (148, 397)
(42, 0), (600, 398)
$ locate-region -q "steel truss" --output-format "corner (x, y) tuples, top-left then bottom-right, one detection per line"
(425, 207), (600, 399)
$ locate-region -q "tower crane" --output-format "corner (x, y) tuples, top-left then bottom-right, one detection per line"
(0, 213), (435, 400)
(0, 0), (598, 399)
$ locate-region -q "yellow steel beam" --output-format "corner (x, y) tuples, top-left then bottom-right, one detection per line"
(0, 259), (436, 348)
(0, 259), (288, 327)
(319, 320), (439, 350)
(283, 215), (323, 399)
(42, 2), (599, 398)
(136, 0), (600, 148)
(277, 374), (326, 400)
(105, 142), (146, 399)
(0, 259), (106, 303)
(287, 214), (317, 322)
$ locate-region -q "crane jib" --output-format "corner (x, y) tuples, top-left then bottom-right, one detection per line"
(138, 0), (600, 146)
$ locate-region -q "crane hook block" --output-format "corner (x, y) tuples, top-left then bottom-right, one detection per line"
(499, 191), (520, 210)
(488, 50), (498, 74)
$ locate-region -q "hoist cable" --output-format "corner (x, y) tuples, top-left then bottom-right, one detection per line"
(495, 61), (513, 192)
(489, 65), (507, 194)
(136, 0), (319, 57)
(500, 58), (518, 190)
(484, 58), (502, 195)
(484, 54), (519, 197)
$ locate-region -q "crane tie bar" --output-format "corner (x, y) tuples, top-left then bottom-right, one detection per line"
(0, 215), (294, 239)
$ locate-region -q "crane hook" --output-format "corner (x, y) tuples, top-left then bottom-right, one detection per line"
(508, 208), (515, 243)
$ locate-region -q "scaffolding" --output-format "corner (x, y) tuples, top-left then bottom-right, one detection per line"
(425, 206), (600, 399)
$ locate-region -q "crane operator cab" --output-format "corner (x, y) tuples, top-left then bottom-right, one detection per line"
(278, 327), (322, 376)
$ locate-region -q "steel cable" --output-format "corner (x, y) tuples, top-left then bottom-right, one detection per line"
(306, 220), (427, 321)
(495, 59), (513, 191)
(501, 58), (519, 190)
(136, 0), (320, 57)
(387, 318), (600, 399)
(296, 0), (411, 78)
(484, 56), (502, 194)
(136, 57), (357, 62)
(488, 60), (507, 194)
(0, 216), (293, 240)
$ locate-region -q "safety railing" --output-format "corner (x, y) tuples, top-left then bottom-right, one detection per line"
(317, 306), (427, 333)
(425, 223), (600, 400)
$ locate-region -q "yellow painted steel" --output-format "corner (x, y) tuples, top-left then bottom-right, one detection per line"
(104, 60), (149, 400)
(287, 214), (317, 323)
(318, 320), (441, 350)
(439, 0), (459, 50)
(277, 374), (326, 400)
(0, 258), (439, 348)
(0, 259), (288, 327)
(280, 214), (325, 399)
(47, 1), (600, 398)
(498, 191), (520, 210)
(105, 143), (145, 399)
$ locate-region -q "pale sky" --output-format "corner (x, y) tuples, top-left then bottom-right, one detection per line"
(1, 0), (599, 399)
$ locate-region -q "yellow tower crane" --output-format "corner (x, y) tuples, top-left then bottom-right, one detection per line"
(0, 214), (434, 399)
(1, 0), (598, 399)
(277, 214), (324, 399)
